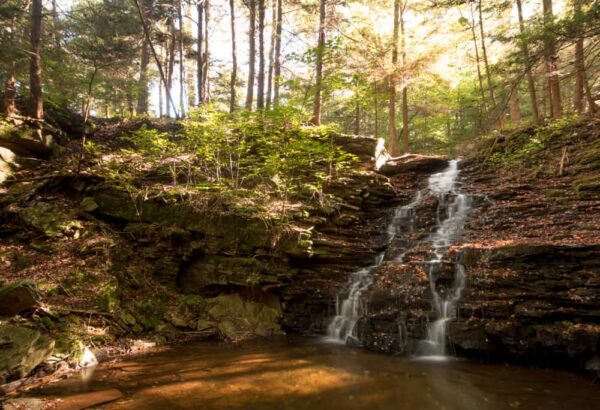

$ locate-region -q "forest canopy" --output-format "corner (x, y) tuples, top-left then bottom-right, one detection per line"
(1, 0), (598, 155)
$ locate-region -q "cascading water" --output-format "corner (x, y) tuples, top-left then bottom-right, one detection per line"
(417, 159), (470, 357)
(327, 159), (470, 351)
(326, 254), (383, 343)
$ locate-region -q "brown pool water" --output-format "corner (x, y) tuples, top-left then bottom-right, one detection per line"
(31, 337), (599, 409)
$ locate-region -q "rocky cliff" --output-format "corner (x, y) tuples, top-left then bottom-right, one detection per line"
(356, 117), (600, 372)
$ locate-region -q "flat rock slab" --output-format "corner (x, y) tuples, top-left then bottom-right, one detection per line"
(377, 154), (448, 176)
(52, 389), (123, 410)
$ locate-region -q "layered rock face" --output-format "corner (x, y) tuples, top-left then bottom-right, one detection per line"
(355, 151), (600, 371)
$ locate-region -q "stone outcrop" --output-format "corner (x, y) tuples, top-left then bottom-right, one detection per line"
(377, 154), (448, 176)
(0, 325), (55, 384)
(0, 281), (40, 317)
(353, 149), (600, 372)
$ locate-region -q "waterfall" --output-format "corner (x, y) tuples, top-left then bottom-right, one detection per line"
(326, 255), (382, 343)
(417, 160), (470, 358)
(326, 159), (470, 351)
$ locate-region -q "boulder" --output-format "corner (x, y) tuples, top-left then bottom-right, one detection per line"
(0, 281), (39, 317)
(19, 202), (81, 238)
(377, 154), (448, 176)
(207, 294), (283, 340)
(0, 325), (55, 384)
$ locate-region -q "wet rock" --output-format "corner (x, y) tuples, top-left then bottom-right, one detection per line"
(377, 154), (448, 176)
(0, 325), (55, 384)
(208, 294), (283, 340)
(0, 280), (39, 316)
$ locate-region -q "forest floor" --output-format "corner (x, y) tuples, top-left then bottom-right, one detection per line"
(461, 115), (600, 247)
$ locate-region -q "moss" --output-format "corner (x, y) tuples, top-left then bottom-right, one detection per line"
(573, 176), (600, 200)
(19, 202), (82, 238)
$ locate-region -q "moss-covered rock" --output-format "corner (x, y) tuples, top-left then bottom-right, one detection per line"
(19, 202), (81, 237)
(179, 256), (281, 293)
(0, 280), (39, 317)
(207, 294), (283, 340)
(0, 324), (54, 384)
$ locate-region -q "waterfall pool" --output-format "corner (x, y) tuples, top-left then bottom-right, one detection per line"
(27, 337), (599, 409)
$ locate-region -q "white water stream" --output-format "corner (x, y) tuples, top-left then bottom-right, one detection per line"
(327, 160), (471, 357)
(418, 160), (470, 357)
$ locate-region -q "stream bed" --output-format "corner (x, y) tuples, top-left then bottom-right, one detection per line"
(30, 337), (599, 409)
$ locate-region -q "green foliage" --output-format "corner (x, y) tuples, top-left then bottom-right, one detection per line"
(110, 105), (358, 214)
(486, 116), (580, 171)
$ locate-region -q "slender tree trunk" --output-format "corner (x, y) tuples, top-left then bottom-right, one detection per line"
(159, 73), (164, 117)
(478, 0), (500, 128)
(30, 0), (44, 120)
(388, 0), (400, 156)
(374, 81), (379, 139)
(311, 0), (326, 125)
(572, 0), (595, 113)
(273, 0), (282, 107)
(516, 0), (540, 123)
(470, 2), (487, 115)
(574, 37), (585, 114)
(400, 0), (409, 154)
(4, 62), (16, 117)
(543, 0), (562, 118)
(583, 71), (598, 113)
(202, 0), (210, 103)
(354, 98), (360, 135)
(246, 0), (256, 110)
(229, 0), (238, 113)
(178, 0), (186, 117)
(137, 39), (150, 114)
(197, 1), (204, 105)
(266, 0), (276, 109)
(133, 0), (177, 118)
(510, 90), (521, 124)
(184, 1), (196, 109)
(167, 15), (176, 116)
(257, 0), (266, 109)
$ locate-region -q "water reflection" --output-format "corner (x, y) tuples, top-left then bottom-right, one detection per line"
(31, 337), (598, 410)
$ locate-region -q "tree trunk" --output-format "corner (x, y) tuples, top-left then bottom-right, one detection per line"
(136, 38), (150, 114)
(167, 15), (176, 116)
(202, 0), (210, 104)
(574, 37), (585, 114)
(178, 0), (186, 117)
(184, 1), (195, 109)
(510, 90), (521, 124)
(516, 0), (540, 123)
(478, 0), (499, 128)
(257, 0), (266, 109)
(30, 0), (44, 120)
(273, 0), (283, 107)
(354, 98), (360, 135)
(133, 0), (177, 118)
(229, 0), (238, 113)
(388, 0), (400, 156)
(400, 0), (409, 154)
(374, 81), (379, 139)
(246, 0), (256, 111)
(469, 2), (487, 116)
(197, 1), (204, 105)
(4, 62), (16, 117)
(543, 0), (562, 118)
(266, 0), (276, 109)
(311, 0), (326, 126)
